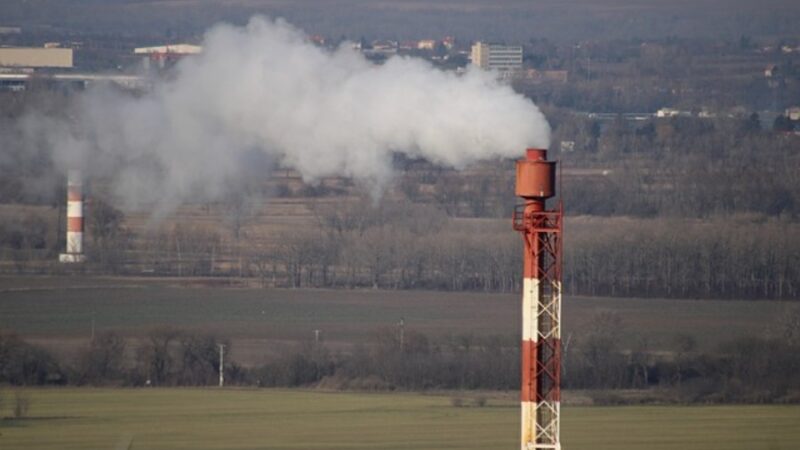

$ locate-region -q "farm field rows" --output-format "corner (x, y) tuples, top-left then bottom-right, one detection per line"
(1, 275), (792, 367)
(1, 388), (798, 450)
(0, 275), (788, 348)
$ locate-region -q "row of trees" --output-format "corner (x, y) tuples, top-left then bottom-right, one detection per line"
(3, 199), (800, 299)
(3, 308), (799, 403)
(566, 218), (800, 299)
(0, 329), (228, 387)
(137, 205), (800, 299)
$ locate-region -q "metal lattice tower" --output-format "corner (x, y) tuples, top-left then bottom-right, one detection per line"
(513, 148), (563, 450)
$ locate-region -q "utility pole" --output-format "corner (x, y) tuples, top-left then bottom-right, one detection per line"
(91, 311), (96, 342)
(218, 344), (225, 387)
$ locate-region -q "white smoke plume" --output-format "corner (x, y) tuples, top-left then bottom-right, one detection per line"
(24, 16), (550, 211)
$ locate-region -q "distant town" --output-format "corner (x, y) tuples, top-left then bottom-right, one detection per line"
(1, 28), (798, 136)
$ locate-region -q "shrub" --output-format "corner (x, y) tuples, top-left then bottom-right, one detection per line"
(472, 396), (487, 407)
(13, 390), (31, 418)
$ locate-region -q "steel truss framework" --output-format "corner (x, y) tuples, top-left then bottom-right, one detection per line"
(514, 205), (563, 450)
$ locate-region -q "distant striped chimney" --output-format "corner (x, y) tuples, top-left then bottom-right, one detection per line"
(59, 169), (86, 263)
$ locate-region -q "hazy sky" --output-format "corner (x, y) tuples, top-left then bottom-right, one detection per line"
(1, 0), (798, 42)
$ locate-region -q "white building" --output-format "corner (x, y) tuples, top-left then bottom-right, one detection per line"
(134, 44), (202, 69)
(470, 42), (523, 72)
(417, 40), (437, 50)
(133, 44), (202, 56)
(656, 107), (691, 118)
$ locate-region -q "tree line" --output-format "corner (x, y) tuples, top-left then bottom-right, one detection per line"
(566, 217), (800, 299)
(2, 307), (799, 403)
(2, 198), (800, 300)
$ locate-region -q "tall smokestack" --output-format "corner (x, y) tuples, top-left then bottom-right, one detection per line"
(513, 148), (562, 450)
(59, 169), (86, 263)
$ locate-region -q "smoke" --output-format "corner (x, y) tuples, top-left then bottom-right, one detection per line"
(23, 16), (549, 211)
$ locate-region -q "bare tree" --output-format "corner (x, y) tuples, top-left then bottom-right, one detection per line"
(355, 226), (398, 289)
(248, 241), (276, 288)
(86, 198), (130, 273)
(76, 332), (126, 385)
(170, 224), (221, 277)
(137, 327), (181, 386)
(13, 390), (31, 419)
(176, 333), (228, 386)
(672, 334), (697, 387)
(274, 228), (318, 288)
(779, 306), (800, 346)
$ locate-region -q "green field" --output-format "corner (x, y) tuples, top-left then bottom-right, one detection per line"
(0, 388), (798, 450)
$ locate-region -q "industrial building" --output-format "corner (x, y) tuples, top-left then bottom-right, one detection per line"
(0, 47), (73, 68)
(134, 44), (202, 69)
(0, 72), (148, 92)
(133, 44), (202, 56)
(470, 42), (523, 72)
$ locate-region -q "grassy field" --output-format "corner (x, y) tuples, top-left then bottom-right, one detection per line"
(0, 388), (798, 450)
(1, 275), (793, 366)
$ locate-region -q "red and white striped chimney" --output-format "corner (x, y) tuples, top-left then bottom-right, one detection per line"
(514, 149), (562, 450)
(59, 169), (86, 263)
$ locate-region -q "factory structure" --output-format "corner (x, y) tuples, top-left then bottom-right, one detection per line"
(0, 43), (200, 91)
(470, 42), (523, 72)
(0, 46), (73, 68)
(514, 148), (563, 450)
(134, 44), (202, 69)
(59, 170), (86, 263)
